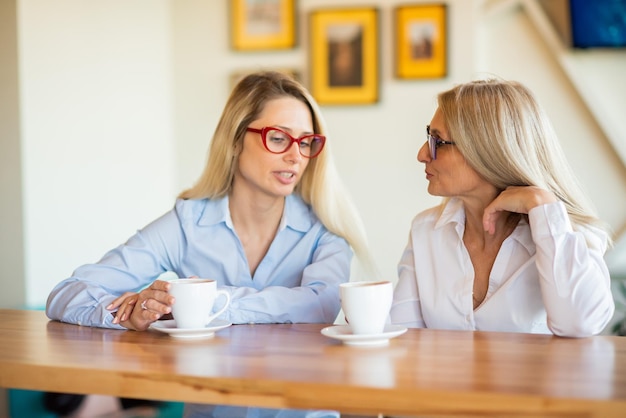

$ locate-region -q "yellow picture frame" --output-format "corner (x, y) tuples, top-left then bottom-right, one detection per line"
(231, 0), (296, 51)
(310, 8), (379, 105)
(395, 4), (447, 79)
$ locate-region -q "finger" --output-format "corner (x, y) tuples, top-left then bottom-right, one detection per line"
(106, 291), (137, 310)
(141, 286), (175, 311)
(150, 280), (171, 292)
(114, 297), (138, 324)
(142, 296), (173, 316)
(482, 206), (501, 235)
(123, 306), (160, 331)
(110, 296), (125, 309)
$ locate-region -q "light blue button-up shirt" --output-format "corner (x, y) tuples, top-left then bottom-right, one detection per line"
(47, 194), (348, 418)
(46, 194), (352, 329)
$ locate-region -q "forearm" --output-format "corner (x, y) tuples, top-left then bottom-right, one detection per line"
(531, 202), (614, 337)
(46, 278), (125, 329)
(390, 238), (425, 328)
(224, 238), (352, 324)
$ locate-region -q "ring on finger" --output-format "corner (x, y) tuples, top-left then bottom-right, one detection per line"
(141, 299), (148, 310)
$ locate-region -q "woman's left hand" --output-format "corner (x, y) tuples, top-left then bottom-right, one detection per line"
(107, 280), (173, 330)
(483, 186), (557, 234)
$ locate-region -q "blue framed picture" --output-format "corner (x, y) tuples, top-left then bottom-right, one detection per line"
(570, 0), (626, 48)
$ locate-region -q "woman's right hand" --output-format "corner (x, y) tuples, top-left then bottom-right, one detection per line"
(107, 280), (174, 331)
(483, 186), (557, 234)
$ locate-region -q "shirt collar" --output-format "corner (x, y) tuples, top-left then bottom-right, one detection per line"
(197, 196), (231, 227)
(510, 216), (534, 254)
(436, 197), (535, 253)
(197, 194), (314, 233)
(435, 198), (466, 237)
(283, 194), (315, 232)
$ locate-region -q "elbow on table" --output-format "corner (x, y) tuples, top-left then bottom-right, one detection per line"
(548, 304), (615, 338)
(45, 289), (63, 321)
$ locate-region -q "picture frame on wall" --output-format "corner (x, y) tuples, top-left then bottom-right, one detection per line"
(309, 7), (379, 105)
(230, 0), (296, 51)
(395, 4), (447, 79)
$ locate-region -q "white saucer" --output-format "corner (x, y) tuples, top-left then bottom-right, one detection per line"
(321, 324), (408, 347)
(149, 319), (232, 339)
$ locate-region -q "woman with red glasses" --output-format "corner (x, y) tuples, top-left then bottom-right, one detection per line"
(391, 79), (614, 337)
(46, 71), (371, 418)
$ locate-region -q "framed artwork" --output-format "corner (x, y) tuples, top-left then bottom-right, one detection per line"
(309, 8), (379, 105)
(395, 4), (447, 79)
(570, 0), (626, 48)
(229, 68), (302, 90)
(230, 0), (296, 51)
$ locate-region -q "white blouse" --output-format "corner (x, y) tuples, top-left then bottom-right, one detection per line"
(390, 198), (614, 337)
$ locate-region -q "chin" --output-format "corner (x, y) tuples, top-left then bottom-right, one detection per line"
(427, 184), (438, 195)
(272, 186), (297, 197)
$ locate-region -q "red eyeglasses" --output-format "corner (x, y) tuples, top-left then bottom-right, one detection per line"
(246, 127), (326, 158)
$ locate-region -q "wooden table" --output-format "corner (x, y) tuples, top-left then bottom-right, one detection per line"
(1, 309), (625, 417)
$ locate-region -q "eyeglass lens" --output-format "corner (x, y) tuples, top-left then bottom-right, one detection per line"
(426, 125), (437, 160)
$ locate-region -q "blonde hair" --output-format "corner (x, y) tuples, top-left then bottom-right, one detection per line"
(437, 79), (610, 242)
(179, 71), (373, 265)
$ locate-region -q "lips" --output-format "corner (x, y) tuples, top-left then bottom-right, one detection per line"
(274, 170), (298, 184)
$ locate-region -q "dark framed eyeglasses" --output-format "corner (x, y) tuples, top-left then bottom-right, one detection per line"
(246, 127), (326, 158)
(426, 125), (456, 160)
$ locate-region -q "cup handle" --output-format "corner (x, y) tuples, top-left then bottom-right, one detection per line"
(206, 289), (231, 324)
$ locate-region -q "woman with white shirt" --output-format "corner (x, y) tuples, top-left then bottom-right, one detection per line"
(390, 79), (614, 337)
(46, 71), (370, 418)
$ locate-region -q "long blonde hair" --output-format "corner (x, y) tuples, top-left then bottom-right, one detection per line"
(438, 79), (610, 241)
(179, 71), (372, 264)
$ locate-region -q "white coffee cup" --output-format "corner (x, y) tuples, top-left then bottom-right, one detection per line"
(168, 278), (231, 329)
(340, 280), (393, 335)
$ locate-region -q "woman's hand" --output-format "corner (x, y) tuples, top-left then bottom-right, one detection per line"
(106, 280), (174, 331)
(483, 186), (557, 234)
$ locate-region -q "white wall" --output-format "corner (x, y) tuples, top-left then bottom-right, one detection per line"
(17, 0), (177, 307)
(3, 0), (625, 310)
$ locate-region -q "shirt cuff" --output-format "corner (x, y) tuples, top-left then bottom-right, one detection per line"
(528, 201), (573, 240)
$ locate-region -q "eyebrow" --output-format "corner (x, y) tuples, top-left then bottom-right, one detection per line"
(275, 125), (315, 136)
(429, 126), (444, 137)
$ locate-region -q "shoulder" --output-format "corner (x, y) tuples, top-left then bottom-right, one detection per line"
(410, 200), (452, 228)
(529, 201), (609, 252)
(173, 197), (228, 226)
(579, 223), (610, 253)
(411, 205), (444, 226)
(408, 199), (464, 237)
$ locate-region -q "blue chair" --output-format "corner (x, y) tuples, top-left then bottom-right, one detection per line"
(8, 389), (184, 417)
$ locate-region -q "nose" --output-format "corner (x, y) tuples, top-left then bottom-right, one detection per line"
(284, 141), (303, 163)
(417, 141), (430, 163)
